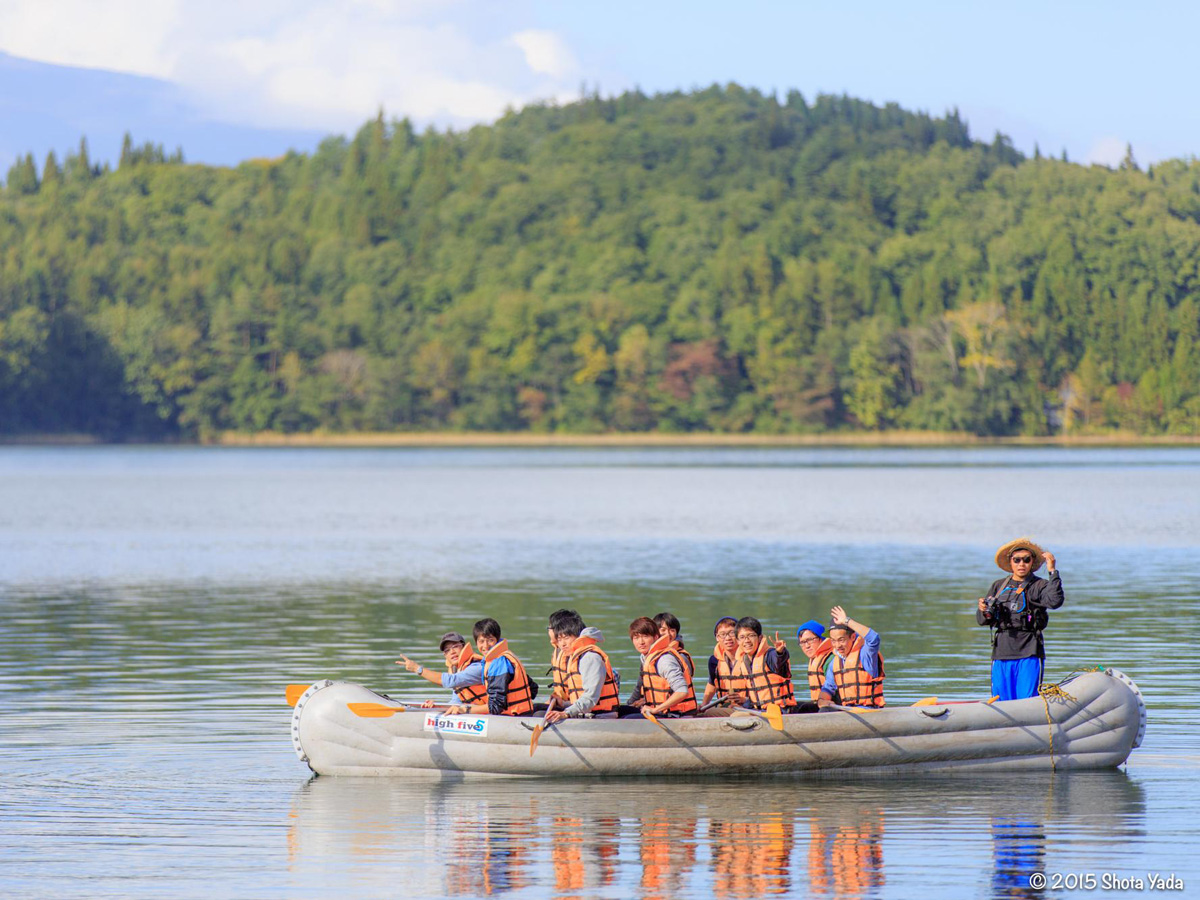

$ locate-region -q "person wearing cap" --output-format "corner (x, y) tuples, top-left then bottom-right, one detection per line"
(441, 618), (537, 716)
(700, 615), (746, 715)
(396, 630), (487, 709)
(817, 606), (885, 709)
(977, 537), (1064, 701)
(795, 619), (836, 712)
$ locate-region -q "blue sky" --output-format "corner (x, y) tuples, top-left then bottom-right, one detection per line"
(1, 0), (1193, 170)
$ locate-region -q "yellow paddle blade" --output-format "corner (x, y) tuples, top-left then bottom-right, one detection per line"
(911, 696), (940, 707)
(286, 684), (308, 706)
(528, 724), (544, 756)
(985, 695), (1000, 705)
(347, 702), (407, 718)
(763, 703), (784, 731)
(642, 708), (668, 731)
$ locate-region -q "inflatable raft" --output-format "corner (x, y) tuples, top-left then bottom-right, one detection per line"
(290, 668), (1145, 778)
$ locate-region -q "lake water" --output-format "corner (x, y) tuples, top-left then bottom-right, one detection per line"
(1, 446), (1197, 899)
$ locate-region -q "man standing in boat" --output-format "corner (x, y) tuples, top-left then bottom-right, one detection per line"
(977, 537), (1064, 701)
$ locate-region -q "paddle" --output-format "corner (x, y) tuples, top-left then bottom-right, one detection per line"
(732, 703), (785, 731)
(286, 684), (309, 706)
(348, 701), (408, 717)
(641, 707), (669, 731)
(529, 698), (557, 756)
(697, 694), (728, 712)
(347, 702), (457, 717)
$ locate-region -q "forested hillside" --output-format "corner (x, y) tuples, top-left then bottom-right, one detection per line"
(3, 85), (1200, 439)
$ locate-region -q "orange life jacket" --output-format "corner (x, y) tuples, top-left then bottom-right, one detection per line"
(711, 643), (747, 697)
(481, 640), (535, 715)
(639, 634), (698, 714)
(450, 644), (488, 706)
(831, 634), (886, 708)
(547, 644), (570, 702)
(564, 635), (620, 714)
(676, 645), (695, 678)
(806, 638), (834, 702)
(735, 636), (796, 709)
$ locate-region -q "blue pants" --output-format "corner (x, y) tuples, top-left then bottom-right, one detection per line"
(991, 658), (1044, 701)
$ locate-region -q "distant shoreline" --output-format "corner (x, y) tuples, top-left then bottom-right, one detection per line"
(7, 430), (1200, 448)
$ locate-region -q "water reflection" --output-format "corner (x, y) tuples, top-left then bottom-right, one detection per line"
(285, 772), (1144, 899)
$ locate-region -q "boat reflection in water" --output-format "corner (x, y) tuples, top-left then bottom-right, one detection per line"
(285, 771), (1144, 898)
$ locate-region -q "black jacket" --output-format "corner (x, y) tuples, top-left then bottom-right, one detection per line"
(976, 571), (1065, 661)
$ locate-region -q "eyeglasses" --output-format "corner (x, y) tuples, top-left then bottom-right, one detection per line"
(1010, 555), (1033, 564)
(715, 630), (736, 639)
(798, 637), (818, 646)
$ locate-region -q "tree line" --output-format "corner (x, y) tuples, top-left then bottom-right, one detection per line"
(2, 84), (1199, 439)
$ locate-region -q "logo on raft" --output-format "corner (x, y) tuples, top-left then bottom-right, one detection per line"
(422, 713), (490, 737)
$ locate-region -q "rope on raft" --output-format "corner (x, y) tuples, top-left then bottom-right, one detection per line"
(1037, 666), (1105, 771)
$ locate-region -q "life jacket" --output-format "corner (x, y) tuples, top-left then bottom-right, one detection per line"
(564, 635), (620, 714)
(675, 644), (696, 678)
(481, 640), (535, 716)
(711, 643), (748, 697)
(806, 638), (834, 702)
(546, 644), (571, 702)
(831, 634), (886, 708)
(988, 577), (1050, 636)
(638, 634), (698, 714)
(735, 636), (797, 709)
(450, 644), (488, 706)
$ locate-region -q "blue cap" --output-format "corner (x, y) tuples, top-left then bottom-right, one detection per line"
(797, 620), (825, 640)
(713, 615), (738, 635)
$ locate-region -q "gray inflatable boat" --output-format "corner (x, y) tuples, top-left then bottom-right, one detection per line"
(290, 668), (1145, 778)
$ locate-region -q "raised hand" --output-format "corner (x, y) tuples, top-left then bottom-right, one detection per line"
(396, 654), (422, 674)
(1043, 551), (1056, 573)
(773, 630), (787, 652)
(830, 605), (849, 626)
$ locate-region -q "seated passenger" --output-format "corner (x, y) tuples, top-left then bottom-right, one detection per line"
(396, 630), (487, 709)
(444, 618), (537, 716)
(732, 617), (797, 710)
(701, 616), (746, 713)
(626, 616), (697, 718)
(795, 619), (836, 713)
(653, 611), (695, 677)
(543, 610), (620, 723)
(817, 605), (885, 709)
(544, 608), (574, 705)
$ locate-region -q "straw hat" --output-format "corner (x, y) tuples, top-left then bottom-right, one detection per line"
(994, 537), (1046, 573)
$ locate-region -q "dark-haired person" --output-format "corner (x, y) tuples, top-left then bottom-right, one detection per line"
(700, 615), (746, 714)
(795, 619), (836, 712)
(396, 630), (488, 709)
(545, 608), (575, 705)
(732, 616), (796, 710)
(626, 617), (697, 717)
(976, 537), (1064, 701)
(441, 618), (537, 716)
(543, 610), (620, 723)
(817, 606), (885, 709)
(653, 611), (696, 678)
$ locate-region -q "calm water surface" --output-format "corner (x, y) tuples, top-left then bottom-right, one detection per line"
(1, 446), (1197, 899)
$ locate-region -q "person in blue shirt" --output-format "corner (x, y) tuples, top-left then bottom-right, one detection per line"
(816, 606), (885, 709)
(397, 629), (488, 708)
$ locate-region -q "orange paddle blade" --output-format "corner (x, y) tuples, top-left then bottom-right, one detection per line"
(985, 695), (1000, 705)
(528, 724), (544, 756)
(763, 703), (784, 731)
(642, 708), (668, 731)
(286, 684), (308, 706)
(911, 696), (940, 707)
(347, 702), (407, 718)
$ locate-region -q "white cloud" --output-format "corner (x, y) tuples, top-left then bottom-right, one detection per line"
(510, 29), (577, 79)
(0, 1), (582, 132)
(1085, 136), (1128, 168)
